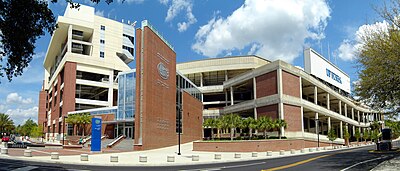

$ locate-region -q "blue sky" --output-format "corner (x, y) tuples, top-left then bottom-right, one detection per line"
(0, 0), (386, 125)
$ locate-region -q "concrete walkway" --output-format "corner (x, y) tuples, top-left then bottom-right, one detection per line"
(370, 140), (400, 171)
(0, 142), (376, 167)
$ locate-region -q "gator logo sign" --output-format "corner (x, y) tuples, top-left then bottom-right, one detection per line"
(157, 62), (169, 80)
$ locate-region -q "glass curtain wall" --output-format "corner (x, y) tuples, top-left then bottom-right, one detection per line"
(117, 71), (136, 120)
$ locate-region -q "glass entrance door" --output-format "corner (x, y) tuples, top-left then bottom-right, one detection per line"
(124, 127), (133, 139)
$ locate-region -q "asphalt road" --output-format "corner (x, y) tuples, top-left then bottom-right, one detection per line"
(0, 145), (397, 171)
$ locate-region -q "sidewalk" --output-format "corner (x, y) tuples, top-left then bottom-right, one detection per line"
(371, 140), (400, 171)
(0, 142), (375, 167)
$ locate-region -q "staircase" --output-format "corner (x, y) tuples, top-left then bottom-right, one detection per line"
(101, 138), (115, 149)
(112, 139), (134, 151)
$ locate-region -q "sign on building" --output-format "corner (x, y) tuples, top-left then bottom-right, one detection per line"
(304, 48), (351, 93)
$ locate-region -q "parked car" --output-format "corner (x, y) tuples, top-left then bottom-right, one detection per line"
(1, 136), (10, 142)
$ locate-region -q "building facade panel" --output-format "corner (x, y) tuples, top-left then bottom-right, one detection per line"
(134, 24), (177, 150)
(256, 104), (278, 119)
(256, 71), (277, 98)
(283, 104), (302, 132)
(38, 90), (47, 130)
(181, 91), (203, 143)
(282, 70), (300, 98)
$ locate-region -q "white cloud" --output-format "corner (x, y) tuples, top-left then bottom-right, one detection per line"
(336, 21), (388, 61)
(33, 51), (46, 60)
(6, 93), (33, 105)
(6, 107), (38, 125)
(162, 0), (197, 32)
(95, 10), (104, 17)
(117, 0), (144, 4)
(192, 0), (330, 63)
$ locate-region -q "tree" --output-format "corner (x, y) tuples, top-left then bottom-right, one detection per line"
(203, 118), (216, 140)
(0, 113), (14, 133)
(354, 0), (400, 116)
(19, 118), (38, 136)
(247, 117), (258, 139)
(327, 128), (337, 146)
(31, 125), (43, 138)
(364, 130), (371, 143)
(257, 116), (272, 139)
(66, 114), (78, 135)
(343, 126), (351, 146)
(385, 120), (400, 138)
(215, 118), (223, 139)
(371, 130), (381, 143)
(273, 119), (287, 139)
(222, 114), (241, 141)
(354, 128), (361, 143)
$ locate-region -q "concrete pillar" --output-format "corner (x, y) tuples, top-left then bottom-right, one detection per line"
(357, 111), (360, 124)
(314, 86), (318, 104)
(67, 25), (72, 53)
(230, 87), (234, 105)
(340, 121), (343, 138)
(108, 69), (114, 107)
(254, 108), (258, 119)
(326, 93), (330, 110)
(253, 77), (257, 99)
(362, 113), (365, 123)
(328, 117), (331, 131)
(307, 117), (311, 132)
(344, 104), (347, 118)
(225, 91), (228, 106)
(339, 100), (342, 116)
(200, 72), (203, 87)
(315, 113), (319, 135)
(277, 68), (284, 136)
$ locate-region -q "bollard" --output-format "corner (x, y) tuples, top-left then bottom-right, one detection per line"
(51, 152), (59, 160)
(234, 153), (241, 159)
(290, 149), (295, 154)
(167, 155), (175, 162)
(80, 154), (89, 161)
(316, 147), (320, 151)
(1, 148), (8, 154)
(139, 155), (147, 163)
(2, 142), (7, 148)
(309, 148), (314, 152)
(214, 154), (222, 160)
(266, 151), (272, 156)
(301, 148), (306, 153)
(192, 155), (199, 161)
(279, 150), (285, 155)
(110, 155), (118, 163)
(252, 152), (258, 157)
(24, 150), (32, 157)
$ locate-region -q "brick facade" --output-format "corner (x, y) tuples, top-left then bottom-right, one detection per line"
(283, 104), (302, 132)
(282, 70), (300, 97)
(180, 91), (203, 143)
(38, 90), (47, 132)
(134, 26), (178, 150)
(193, 139), (337, 152)
(257, 104), (278, 119)
(256, 71), (277, 98)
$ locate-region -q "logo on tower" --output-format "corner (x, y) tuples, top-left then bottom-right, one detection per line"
(157, 62), (169, 80)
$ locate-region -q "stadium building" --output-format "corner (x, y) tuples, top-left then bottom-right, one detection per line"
(38, 4), (382, 151)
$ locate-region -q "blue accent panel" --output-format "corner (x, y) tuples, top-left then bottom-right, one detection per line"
(91, 118), (102, 152)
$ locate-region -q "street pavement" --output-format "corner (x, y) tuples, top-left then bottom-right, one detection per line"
(0, 143), (397, 171)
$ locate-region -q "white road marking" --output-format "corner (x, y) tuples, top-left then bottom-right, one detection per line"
(340, 157), (384, 171)
(11, 166), (39, 171)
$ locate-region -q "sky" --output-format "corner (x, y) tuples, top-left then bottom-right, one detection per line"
(0, 0), (388, 125)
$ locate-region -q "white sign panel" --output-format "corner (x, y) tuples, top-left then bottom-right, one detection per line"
(304, 48), (351, 93)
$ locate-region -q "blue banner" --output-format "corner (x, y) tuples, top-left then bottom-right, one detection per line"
(91, 118), (102, 152)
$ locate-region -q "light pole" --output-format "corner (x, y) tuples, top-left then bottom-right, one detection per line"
(316, 118), (320, 148)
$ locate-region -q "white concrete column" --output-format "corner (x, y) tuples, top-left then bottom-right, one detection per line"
(200, 72), (203, 87)
(301, 106), (304, 133)
(344, 104), (347, 118)
(362, 113), (365, 123)
(253, 77), (257, 99)
(254, 108), (258, 119)
(307, 117), (311, 132)
(328, 117), (331, 131)
(314, 86), (318, 104)
(277, 68), (284, 136)
(340, 121), (343, 138)
(108, 69), (114, 107)
(339, 100), (342, 116)
(67, 25), (72, 53)
(225, 91), (228, 106)
(357, 111), (360, 124)
(230, 87), (234, 105)
(326, 93), (330, 110)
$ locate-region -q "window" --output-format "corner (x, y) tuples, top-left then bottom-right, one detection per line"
(100, 39), (105, 44)
(100, 51), (104, 58)
(101, 25), (105, 30)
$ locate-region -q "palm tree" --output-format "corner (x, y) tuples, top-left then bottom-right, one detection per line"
(79, 113), (92, 136)
(238, 118), (247, 135)
(215, 118), (223, 139)
(66, 114), (78, 135)
(222, 114), (241, 141)
(257, 116), (273, 139)
(273, 119), (287, 139)
(0, 113), (14, 133)
(203, 118), (217, 140)
(247, 117), (258, 139)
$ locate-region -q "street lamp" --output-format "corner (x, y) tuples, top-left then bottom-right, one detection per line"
(315, 118), (320, 148)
